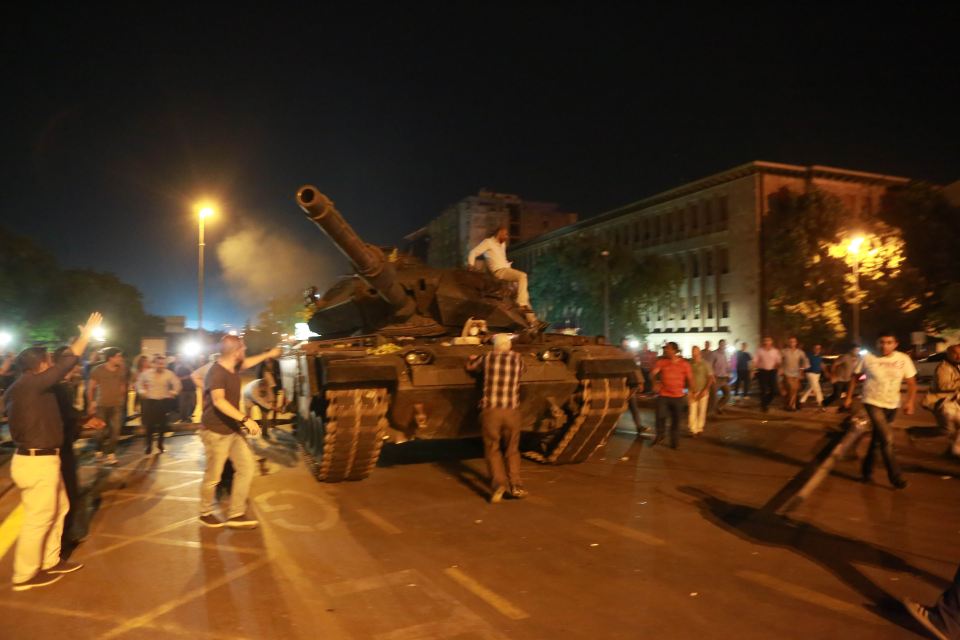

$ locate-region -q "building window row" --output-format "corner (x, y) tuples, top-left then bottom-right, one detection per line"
(601, 194), (730, 249)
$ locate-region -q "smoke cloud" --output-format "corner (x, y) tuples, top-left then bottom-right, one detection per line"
(216, 224), (334, 308)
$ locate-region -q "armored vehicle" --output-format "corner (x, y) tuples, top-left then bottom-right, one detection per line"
(282, 185), (637, 482)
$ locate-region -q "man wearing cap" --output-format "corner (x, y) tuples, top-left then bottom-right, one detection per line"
(466, 333), (528, 503)
(5, 312), (102, 591)
(136, 355), (181, 454)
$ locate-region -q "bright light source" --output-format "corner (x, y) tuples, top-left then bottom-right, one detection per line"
(228, 330), (238, 336)
(92, 327), (107, 342)
(627, 339), (640, 350)
(0, 331), (12, 348)
(294, 323), (320, 341)
(848, 236), (865, 254)
(859, 349), (868, 356)
(726, 346), (735, 356)
(196, 202), (216, 220)
(181, 340), (201, 357)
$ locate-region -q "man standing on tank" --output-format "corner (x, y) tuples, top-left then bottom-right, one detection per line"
(198, 336), (281, 529)
(466, 333), (528, 503)
(467, 226), (538, 324)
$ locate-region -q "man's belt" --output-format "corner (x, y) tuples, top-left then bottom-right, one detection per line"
(16, 447), (60, 456)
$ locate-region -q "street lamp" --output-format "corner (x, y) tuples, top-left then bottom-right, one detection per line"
(847, 235), (865, 345)
(0, 330), (12, 350)
(195, 203), (216, 338)
(600, 249), (611, 339)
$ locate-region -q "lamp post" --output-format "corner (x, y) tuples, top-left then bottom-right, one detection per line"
(600, 249), (611, 339)
(196, 204), (216, 339)
(847, 235), (864, 345)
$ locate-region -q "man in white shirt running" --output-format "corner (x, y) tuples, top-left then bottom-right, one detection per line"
(845, 331), (917, 489)
(467, 226), (532, 311)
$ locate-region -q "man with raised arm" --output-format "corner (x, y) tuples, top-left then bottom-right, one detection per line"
(6, 312), (102, 591)
(198, 335), (281, 529)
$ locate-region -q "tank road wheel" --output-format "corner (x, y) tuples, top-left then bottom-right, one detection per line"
(301, 388), (390, 482)
(524, 377), (630, 465)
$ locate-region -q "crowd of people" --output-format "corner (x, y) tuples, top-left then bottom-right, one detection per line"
(0, 312), (283, 592)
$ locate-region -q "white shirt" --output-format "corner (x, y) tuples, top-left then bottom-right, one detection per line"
(467, 237), (511, 272)
(136, 368), (182, 400)
(855, 351), (917, 409)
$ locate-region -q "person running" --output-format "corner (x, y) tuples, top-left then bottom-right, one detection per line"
(650, 342), (694, 449)
(754, 337), (782, 413)
(687, 346), (714, 437)
(845, 331), (917, 489)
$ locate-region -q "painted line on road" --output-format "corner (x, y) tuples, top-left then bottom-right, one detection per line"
(736, 570), (882, 624)
(104, 491), (201, 503)
(0, 505), (24, 561)
(97, 532), (262, 555)
(355, 508), (402, 535)
(96, 556), (271, 640)
(443, 567), (530, 620)
(84, 515), (199, 559)
(585, 518), (666, 546)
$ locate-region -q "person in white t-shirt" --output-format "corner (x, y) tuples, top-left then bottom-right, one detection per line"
(845, 331), (917, 489)
(467, 226), (531, 310)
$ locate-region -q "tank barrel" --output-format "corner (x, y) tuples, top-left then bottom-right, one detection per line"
(296, 185), (414, 316)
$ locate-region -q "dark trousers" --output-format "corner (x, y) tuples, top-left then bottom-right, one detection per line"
(628, 394), (644, 433)
(933, 563), (960, 638)
(862, 404), (903, 483)
(757, 369), (778, 410)
(709, 376), (731, 414)
(734, 369), (751, 396)
(178, 389), (196, 423)
(823, 380), (846, 407)
(655, 396), (686, 448)
(141, 398), (168, 451)
(481, 408), (522, 491)
(59, 449), (79, 552)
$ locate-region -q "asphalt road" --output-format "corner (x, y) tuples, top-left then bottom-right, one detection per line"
(0, 406), (958, 639)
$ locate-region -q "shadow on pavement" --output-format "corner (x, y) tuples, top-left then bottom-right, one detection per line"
(679, 485), (949, 635)
(436, 459), (490, 500)
(698, 434), (811, 468)
(377, 437), (484, 467)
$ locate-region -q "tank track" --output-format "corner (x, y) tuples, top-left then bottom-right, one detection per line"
(299, 387), (390, 482)
(524, 377), (629, 464)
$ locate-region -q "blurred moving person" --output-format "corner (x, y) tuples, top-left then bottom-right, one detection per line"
(780, 336), (809, 411)
(755, 337), (782, 413)
(136, 355), (181, 454)
(824, 344), (861, 410)
(687, 346), (714, 437)
(799, 344), (826, 411)
(924, 344), (960, 457)
(733, 342), (753, 399)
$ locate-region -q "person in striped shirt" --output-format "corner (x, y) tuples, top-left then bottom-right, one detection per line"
(467, 333), (527, 503)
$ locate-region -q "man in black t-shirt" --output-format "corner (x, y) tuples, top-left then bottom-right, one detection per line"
(198, 335), (280, 530)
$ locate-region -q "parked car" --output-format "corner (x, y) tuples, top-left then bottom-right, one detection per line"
(916, 352), (948, 382)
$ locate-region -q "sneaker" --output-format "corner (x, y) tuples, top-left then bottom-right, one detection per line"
(892, 478), (909, 490)
(198, 513), (224, 528)
(44, 560), (83, 574)
(489, 487), (506, 504)
(901, 598), (948, 640)
(509, 487), (528, 500)
(105, 453), (118, 465)
(12, 571), (63, 592)
(225, 514), (259, 529)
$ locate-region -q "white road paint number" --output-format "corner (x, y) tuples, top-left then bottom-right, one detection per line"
(254, 490), (340, 532)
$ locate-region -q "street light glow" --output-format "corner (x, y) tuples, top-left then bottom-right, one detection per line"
(181, 340), (201, 357)
(0, 331), (12, 348)
(92, 326), (107, 342)
(196, 202), (217, 220)
(848, 235), (865, 254)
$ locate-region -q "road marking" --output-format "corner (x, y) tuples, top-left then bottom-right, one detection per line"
(443, 567), (530, 620)
(585, 518), (666, 546)
(84, 515), (199, 559)
(736, 570), (882, 624)
(254, 490), (340, 532)
(0, 505), (24, 560)
(97, 532), (261, 555)
(96, 557), (271, 640)
(355, 508), (402, 534)
(104, 490), (200, 502)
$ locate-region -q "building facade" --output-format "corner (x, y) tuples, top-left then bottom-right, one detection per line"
(509, 162), (909, 353)
(404, 190), (578, 268)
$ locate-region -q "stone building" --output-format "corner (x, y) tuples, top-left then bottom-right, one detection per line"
(404, 190), (578, 268)
(509, 161), (909, 353)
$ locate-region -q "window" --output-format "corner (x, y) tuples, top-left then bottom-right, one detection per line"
(707, 302), (715, 319)
(677, 209), (685, 236)
(665, 214), (673, 239)
(656, 307), (663, 321)
(691, 253), (700, 278)
(642, 218), (650, 243)
(722, 301), (730, 319)
(705, 250), (714, 276)
(653, 216), (661, 241)
(693, 299), (701, 320)
(681, 299), (687, 320)
(690, 203), (699, 231)
(705, 200), (714, 230)
(718, 196), (729, 229)
(634, 221), (640, 243)
(719, 246), (729, 274)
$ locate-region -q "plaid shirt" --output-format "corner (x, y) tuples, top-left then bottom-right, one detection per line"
(474, 351), (526, 409)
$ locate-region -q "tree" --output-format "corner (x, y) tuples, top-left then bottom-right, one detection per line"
(763, 187), (926, 346)
(529, 234), (682, 338)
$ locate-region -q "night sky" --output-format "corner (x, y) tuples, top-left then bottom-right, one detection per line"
(2, 5), (958, 328)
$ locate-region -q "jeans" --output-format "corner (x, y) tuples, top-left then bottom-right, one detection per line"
(178, 389), (197, 423)
(656, 396), (686, 448)
(862, 404), (903, 484)
(11, 454), (69, 583)
(481, 408), (522, 491)
(734, 369), (751, 396)
(709, 376), (731, 414)
(199, 428), (255, 518)
(757, 369), (778, 410)
(96, 405), (123, 455)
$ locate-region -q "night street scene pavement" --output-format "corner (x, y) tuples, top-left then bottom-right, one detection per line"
(1, 400), (958, 639)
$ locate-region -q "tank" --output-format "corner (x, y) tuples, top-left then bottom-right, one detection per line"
(282, 185), (639, 482)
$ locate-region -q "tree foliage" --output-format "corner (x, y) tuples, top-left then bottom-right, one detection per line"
(529, 234), (682, 338)
(0, 226), (162, 355)
(763, 187), (925, 346)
